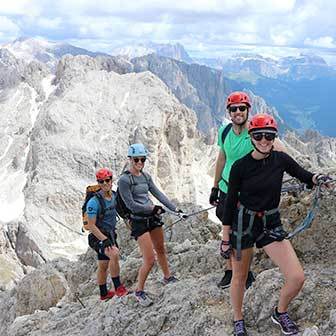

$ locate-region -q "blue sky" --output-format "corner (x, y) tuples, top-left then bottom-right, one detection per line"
(0, 0), (335, 61)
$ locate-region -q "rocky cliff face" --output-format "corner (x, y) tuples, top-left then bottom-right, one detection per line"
(1, 194), (335, 336)
(0, 52), (214, 281)
(130, 54), (228, 135)
(0, 49), (335, 336)
(283, 130), (336, 169)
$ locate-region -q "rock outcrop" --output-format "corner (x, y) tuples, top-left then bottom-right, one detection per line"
(1, 193), (336, 336)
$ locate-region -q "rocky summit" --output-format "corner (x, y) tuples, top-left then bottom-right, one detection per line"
(1, 193), (336, 336)
(0, 48), (335, 336)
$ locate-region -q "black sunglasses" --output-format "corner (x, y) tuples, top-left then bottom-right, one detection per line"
(97, 177), (112, 184)
(133, 157), (146, 163)
(251, 132), (276, 141)
(229, 105), (248, 113)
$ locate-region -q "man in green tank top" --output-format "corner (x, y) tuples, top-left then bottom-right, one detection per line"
(209, 91), (285, 289)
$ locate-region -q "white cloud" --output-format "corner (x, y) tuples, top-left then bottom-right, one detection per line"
(0, 0), (335, 59)
(270, 27), (296, 46)
(246, 0), (296, 13)
(0, 16), (20, 36)
(304, 36), (336, 49)
(37, 17), (62, 30)
(0, 0), (41, 16)
(228, 32), (259, 45)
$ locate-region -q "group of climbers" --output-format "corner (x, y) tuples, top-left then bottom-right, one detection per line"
(85, 90), (330, 335)
(85, 144), (179, 307)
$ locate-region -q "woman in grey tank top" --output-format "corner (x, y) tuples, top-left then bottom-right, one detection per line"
(118, 144), (180, 306)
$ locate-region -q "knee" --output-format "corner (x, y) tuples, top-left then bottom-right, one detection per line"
(97, 263), (108, 274)
(287, 271), (305, 289)
(110, 249), (120, 259)
(232, 270), (248, 285)
(143, 254), (155, 268)
(104, 247), (119, 259)
(155, 246), (166, 256)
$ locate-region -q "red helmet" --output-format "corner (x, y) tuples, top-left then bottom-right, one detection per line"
(248, 114), (278, 133)
(95, 168), (113, 180)
(226, 91), (251, 108)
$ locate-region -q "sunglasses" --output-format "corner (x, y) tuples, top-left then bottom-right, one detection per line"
(229, 105), (248, 113)
(97, 177), (112, 184)
(133, 157), (146, 163)
(251, 132), (276, 141)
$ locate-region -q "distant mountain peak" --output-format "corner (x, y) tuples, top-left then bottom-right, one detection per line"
(112, 41), (193, 63)
(2, 37), (106, 70)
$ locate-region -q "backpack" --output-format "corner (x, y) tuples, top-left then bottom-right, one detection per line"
(116, 171), (150, 219)
(81, 185), (106, 231)
(221, 123), (233, 145)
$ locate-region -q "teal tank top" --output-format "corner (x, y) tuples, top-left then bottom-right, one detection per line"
(217, 124), (254, 193)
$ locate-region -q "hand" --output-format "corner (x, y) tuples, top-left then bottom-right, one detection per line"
(313, 174), (332, 189)
(209, 187), (220, 205)
(104, 245), (119, 257)
(98, 238), (113, 254)
(220, 240), (232, 259)
(152, 205), (165, 216)
(176, 208), (188, 219)
(101, 238), (113, 248)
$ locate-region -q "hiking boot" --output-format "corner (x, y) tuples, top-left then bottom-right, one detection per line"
(162, 275), (179, 285)
(135, 290), (153, 307)
(233, 319), (248, 336)
(115, 284), (128, 297)
(271, 307), (299, 335)
(245, 271), (256, 289)
(100, 290), (115, 301)
(217, 270), (232, 289)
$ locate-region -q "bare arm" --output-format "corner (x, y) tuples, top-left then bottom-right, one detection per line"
(213, 149), (226, 187)
(86, 216), (108, 241)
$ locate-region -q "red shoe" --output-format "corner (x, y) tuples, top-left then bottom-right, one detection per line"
(100, 290), (115, 301)
(116, 284), (128, 297)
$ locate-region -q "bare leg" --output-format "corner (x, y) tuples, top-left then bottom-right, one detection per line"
(150, 226), (171, 278)
(222, 226), (233, 271)
(97, 260), (109, 285)
(104, 246), (120, 278)
(230, 248), (253, 321)
(263, 240), (305, 312)
(136, 232), (155, 291)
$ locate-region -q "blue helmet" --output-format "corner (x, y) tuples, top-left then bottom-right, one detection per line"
(127, 143), (149, 157)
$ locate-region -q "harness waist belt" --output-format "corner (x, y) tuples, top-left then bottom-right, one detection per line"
(234, 204), (279, 260)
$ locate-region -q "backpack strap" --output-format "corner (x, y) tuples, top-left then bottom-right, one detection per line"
(221, 123), (233, 145)
(141, 171), (150, 185)
(94, 192), (106, 226)
(218, 123), (233, 187)
(123, 170), (150, 187)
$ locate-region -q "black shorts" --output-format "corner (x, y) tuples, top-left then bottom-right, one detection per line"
(216, 191), (227, 223)
(130, 216), (163, 240)
(230, 210), (284, 250)
(88, 230), (118, 261)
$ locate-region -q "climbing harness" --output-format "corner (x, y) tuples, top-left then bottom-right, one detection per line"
(233, 204), (280, 260)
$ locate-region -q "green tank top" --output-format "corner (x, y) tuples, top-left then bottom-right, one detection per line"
(217, 124), (254, 193)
